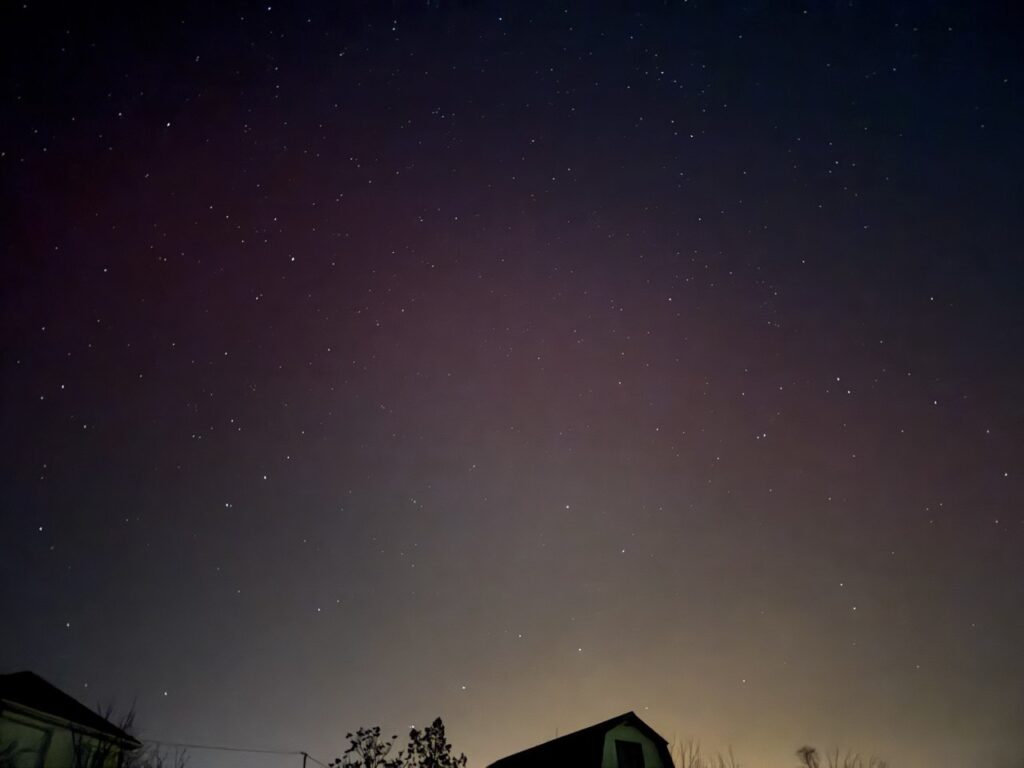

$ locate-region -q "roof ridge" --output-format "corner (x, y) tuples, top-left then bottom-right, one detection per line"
(0, 670), (141, 747)
(487, 711), (669, 768)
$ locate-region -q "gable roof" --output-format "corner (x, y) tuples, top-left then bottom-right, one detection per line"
(0, 671), (141, 747)
(487, 712), (672, 768)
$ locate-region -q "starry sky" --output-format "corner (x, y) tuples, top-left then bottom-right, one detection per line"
(2, 2), (1023, 767)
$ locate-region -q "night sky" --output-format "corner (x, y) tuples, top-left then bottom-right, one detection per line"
(2, 2), (1023, 767)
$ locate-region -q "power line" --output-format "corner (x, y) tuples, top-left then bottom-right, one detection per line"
(142, 738), (331, 766)
(143, 739), (300, 755)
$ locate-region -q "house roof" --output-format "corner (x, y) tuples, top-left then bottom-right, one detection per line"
(0, 671), (141, 747)
(487, 711), (673, 768)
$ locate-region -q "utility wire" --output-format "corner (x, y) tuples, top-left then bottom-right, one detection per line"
(142, 739), (300, 755)
(143, 738), (331, 766)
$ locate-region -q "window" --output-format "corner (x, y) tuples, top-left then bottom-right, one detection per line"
(616, 740), (645, 768)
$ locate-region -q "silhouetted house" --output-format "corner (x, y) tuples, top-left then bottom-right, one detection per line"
(487, 712), (674, 768)
(0, 671), (141, 768)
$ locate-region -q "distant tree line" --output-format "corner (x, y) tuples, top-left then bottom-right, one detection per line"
(796, 746), (889, 768)
(674, 740), (891, 768)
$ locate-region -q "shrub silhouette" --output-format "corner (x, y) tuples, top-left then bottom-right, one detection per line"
(330, 719), (465, 768)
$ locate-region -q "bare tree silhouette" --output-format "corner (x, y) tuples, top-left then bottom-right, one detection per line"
(330, 727), (401, 768)
(797, 746), (820, 768)
(68, 704), (187, 768)
(68, 705), (138, 768)
(674, 740), (739, 768)
(403, 718), (466, 768)
(797, 745), (888, 768)
(329, 719), (465, 768)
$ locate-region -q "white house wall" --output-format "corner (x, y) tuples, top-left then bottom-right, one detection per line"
(600, 723), (665, 768)
(0, 709), (126, 768)
(1, 715), (52, 768)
